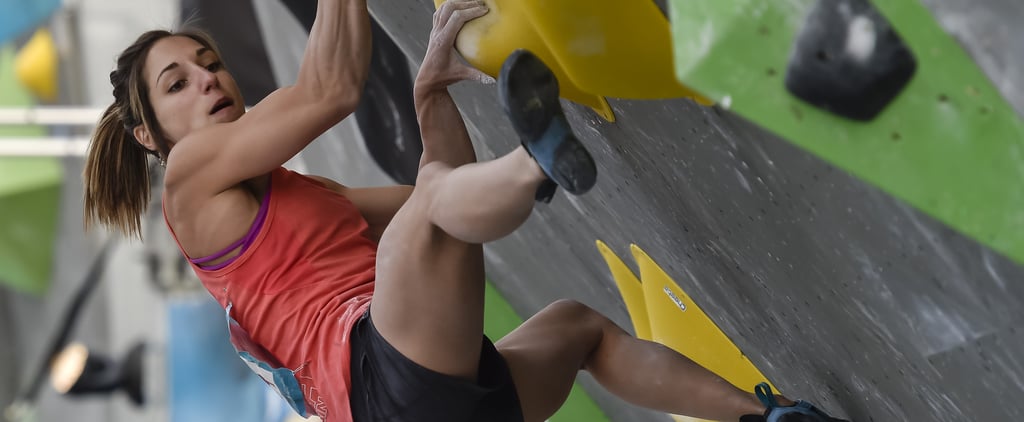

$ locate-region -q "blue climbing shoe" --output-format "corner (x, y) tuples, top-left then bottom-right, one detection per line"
(743, 382), (850, 422)
(498, 49), (597, 203)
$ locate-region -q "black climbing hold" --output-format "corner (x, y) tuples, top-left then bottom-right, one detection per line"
(354, 20), (423, 185)
(282, 0), (423, 185)
(784, 0), (917, 121)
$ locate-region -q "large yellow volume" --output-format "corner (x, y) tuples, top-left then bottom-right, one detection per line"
(436, 0), (711, 122)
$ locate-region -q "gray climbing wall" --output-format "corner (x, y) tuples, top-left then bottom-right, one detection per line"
(363, 1), (1024, 421)
(252, 0), (1024, 420)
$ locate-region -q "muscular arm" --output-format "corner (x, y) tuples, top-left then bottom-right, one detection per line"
(167, 0), (373, 195)
(412, 86), (477, 169)
(297, 0), (372, 108)
(408, 0), (492, 169)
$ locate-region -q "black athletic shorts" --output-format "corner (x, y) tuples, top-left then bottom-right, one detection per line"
(348, 310), (524, 422)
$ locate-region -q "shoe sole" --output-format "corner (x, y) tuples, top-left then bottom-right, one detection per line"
(499, 49), (597, 196)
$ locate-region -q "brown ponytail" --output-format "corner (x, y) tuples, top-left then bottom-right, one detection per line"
(82, 28), (221, 239)
(83, 102), (153, 238)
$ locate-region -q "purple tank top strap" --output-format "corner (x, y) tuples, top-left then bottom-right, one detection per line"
(190, 237), (246, 265)
(190, 182), (273, 269)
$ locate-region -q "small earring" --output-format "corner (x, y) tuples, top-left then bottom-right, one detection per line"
(158, 156), (167, 167)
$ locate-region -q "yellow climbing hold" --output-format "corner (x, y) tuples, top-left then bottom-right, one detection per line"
(631, 245), (773, 393)
(437, 0), (712, 122)
(596, 240), (651, 340)
(15, 29), (59, 102)
(597, 241), (775, 422)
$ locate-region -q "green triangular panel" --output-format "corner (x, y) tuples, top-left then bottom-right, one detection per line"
(669, 0), (1024, 264)
(0, 44), (62, 295)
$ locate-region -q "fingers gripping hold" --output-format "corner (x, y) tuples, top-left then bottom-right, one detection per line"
(432, 0), (487, 47)
(439, 9), (487, 45)
(420, 0), (492, 88)
(433, 0), (482, 33)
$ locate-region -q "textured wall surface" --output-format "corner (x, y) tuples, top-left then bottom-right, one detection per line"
(243, 0), (1024, 420)
(351, 1), (1024, 421)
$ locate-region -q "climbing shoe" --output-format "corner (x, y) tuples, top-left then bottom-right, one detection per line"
(740, 382), (850, 422)
(498, 49), (597, 203)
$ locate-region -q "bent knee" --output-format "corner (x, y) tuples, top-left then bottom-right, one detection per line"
(416, 161), (453, 188)
(541, 299), (612, 332)
(544, 298), (592, 315)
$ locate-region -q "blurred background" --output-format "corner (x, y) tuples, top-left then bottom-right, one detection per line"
(0, 0), (340, 421)
(2, 0), (1023, 421)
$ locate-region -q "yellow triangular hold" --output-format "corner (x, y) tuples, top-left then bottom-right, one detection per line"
(597, 242), (709, 422)
(14, 28), (59, 102)
(630, 245), (773, 393)
(517, 0), (710, 103)
(436, 0), (712, 122)
(438, 0), (614, 121)
(597, 241), (777, 422)
(598, 240), (704, 422)
(596, 240), (651, 340)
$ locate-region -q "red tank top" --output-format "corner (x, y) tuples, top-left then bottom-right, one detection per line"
(164, 167), (376, 421)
